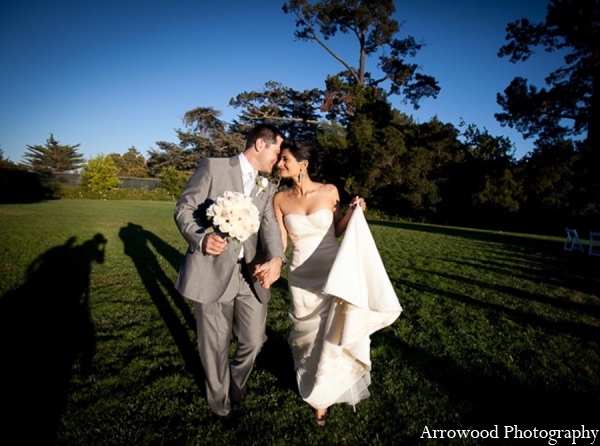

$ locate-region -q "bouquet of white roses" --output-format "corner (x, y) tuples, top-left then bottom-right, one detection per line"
(204, 191), (260, 243)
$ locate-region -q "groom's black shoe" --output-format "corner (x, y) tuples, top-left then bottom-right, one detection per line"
(217, 412), (233, 428)
(231, 385), (248, 404)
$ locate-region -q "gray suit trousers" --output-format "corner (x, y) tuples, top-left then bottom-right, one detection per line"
(193, 262), (267, 416)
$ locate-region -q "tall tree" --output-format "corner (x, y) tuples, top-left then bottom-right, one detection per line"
(519, 139), (580, 216)
(393, 116), (466, 220)
(496, 0), (599, 150)
(23, 134), (84, 173)
(233, 0), (439, 126)
(230, 81), (323, 140)
(460, 125), (521, 222)
(147, 107), (244, 177)
(283, 0), (439, 109)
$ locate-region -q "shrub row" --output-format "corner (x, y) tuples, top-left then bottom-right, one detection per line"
(50, 184), (177, 201)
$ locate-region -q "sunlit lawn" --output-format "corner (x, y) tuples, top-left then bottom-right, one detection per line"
(0, 200), (598, 445)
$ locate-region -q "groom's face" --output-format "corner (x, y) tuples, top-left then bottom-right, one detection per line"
(257, 136), (283, 173)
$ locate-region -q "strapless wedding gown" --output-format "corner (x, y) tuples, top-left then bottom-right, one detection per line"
(284, 208), (401, 410)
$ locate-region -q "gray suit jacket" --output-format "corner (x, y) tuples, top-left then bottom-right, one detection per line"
(174, 155), (285, 304)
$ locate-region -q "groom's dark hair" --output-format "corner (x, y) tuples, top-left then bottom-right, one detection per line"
(245, 124), (285, 149)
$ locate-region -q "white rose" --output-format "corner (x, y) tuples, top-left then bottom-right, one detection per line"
(209, 204), (221, 217)
(239, 207), (250, 219)
(229, 224), (242, 240)
(220, 221), (232, 233)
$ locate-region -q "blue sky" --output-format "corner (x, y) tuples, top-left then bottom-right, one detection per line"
(0, 0), (564, 164)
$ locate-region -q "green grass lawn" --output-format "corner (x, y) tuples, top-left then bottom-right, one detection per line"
(0, 200), (598, 445)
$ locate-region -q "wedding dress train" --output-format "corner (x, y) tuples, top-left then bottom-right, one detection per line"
(284, 207), (401, 410)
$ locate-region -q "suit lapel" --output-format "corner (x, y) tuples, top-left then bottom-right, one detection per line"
(249, 179), (259, 198)
(229, 155), (244, 194)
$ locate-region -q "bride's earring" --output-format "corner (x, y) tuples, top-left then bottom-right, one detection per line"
(299, 171), (305, 182)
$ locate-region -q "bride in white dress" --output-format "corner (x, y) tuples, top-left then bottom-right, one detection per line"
(272, 141), (368, 425)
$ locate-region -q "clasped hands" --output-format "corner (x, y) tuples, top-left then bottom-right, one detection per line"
(253, 257), (282, 289)
(202, 234), (282, 289)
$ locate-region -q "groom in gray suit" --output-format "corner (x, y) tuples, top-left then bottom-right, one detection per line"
(174, 124), (285, 421)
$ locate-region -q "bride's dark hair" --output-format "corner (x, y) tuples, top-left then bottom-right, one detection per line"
(285, 140), (323, 181)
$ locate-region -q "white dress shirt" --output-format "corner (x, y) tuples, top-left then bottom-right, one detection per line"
(238, 153), (256, 258)
(239, 152), (256, 196)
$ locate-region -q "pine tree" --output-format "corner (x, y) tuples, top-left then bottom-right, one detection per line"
(23, 134), (84, 173)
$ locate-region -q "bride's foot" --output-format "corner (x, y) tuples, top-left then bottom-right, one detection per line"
(315, 408), (328, 427)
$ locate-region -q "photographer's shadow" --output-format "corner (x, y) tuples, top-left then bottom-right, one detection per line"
(118, 223), (204, 391)
(0, 234), (105, 444)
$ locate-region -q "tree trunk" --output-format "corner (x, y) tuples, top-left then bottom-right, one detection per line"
(359, 34), (366, 85)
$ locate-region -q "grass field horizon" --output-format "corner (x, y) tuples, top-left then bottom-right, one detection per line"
(0, 199), (598, 445)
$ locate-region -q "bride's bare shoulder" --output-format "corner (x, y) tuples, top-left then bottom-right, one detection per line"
(320, 183), (339, 198)
(312, 182), (335, 191)
(275, 188), (293, 203)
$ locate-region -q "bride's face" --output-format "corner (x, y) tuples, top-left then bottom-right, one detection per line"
(277, 149), (302, 178)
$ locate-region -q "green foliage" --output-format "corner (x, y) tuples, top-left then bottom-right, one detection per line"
(519, 139), (582, 215)
(147, 107), (244, 177)
(473, 168), (521, 213)
(343, 110), (408, 200)
(158, 166), (192, 197)
(0, 200), (598, 444)
(0, 148), (25, 171)
(231, 81), (324, 140)
(22, 134), (84, 173)
(363, 116), (466, 220)
(109, 147), (150, 178)
(460, 124), (521, 215)
(519, 141), (600, 226)
(80, 155), (121, 193)
(147, 141), (199, 177)
(51, 184), (176, 201)
(463, 123), (515, 162)
(315, 122), (348, 187)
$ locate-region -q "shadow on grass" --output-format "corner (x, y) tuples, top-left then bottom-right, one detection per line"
(410, 267), (600, 320)
(462, 250), (600, 298)
(369, 219), (563, 252)
(396, 278), (600, 343)
(255, 277), (297, 394)
(434, 254), (551, 284)
(0, 234), (106, 444)
(118, 223), (205, 392)
(377, 332), (599, 430)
